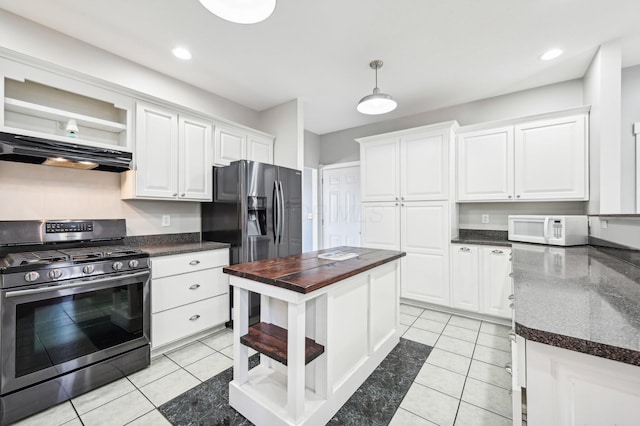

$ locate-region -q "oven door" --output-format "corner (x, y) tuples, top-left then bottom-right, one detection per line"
(0, 270), (150, 395)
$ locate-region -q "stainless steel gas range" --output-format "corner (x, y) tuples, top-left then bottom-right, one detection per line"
(0, 219), (150, 424)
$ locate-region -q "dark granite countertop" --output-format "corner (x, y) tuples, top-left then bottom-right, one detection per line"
(451, 229), (511, 247)
(512, 243), (640, 365)
(124, 233), (230, 257)
(223, 246), (405, 294)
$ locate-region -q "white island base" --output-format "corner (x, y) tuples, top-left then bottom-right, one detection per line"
(228, 259), (401, 426)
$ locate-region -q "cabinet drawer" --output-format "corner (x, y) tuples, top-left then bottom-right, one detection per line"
(151, 249), (228, 278)
(152, 267), (228, 313)
(151, 294), (229, 349)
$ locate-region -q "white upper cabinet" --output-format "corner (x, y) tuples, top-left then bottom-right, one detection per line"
(214, 124), (274, 166)
(122, 101), (212, 201)
(457, 108), (589, 202)
(360, 138), (400, 202)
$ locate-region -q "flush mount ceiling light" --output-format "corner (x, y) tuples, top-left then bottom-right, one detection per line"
(198, 0), (276, 24)
(357, 60), (397, 115)
(540, 48), (564, 61)
(172, 47), (192, 60)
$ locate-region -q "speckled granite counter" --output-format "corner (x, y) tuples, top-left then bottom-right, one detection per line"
(124, 233), (230, 257)
(451, 229), (511, 247)
(512, 243), (640, 366)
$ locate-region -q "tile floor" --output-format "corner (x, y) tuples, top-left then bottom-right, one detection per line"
(13, 304), (512, 426)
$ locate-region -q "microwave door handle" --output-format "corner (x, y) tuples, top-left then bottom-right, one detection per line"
(543, 217), (550, 241)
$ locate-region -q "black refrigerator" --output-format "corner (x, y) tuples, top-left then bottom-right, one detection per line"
(201, 160), (302, 324)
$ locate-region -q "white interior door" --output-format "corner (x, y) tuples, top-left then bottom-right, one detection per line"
(322, 163), (361, 249)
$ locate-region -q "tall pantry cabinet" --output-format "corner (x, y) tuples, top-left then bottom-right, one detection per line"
(357, 122), (457, 306)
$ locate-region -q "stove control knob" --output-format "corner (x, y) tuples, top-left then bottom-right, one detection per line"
(112, 261), (124, 271)
(24, 271), (40, 282)
(83, 265), (95, 274)
(128, 259), (139, 268)
(48, 269), (62, 279)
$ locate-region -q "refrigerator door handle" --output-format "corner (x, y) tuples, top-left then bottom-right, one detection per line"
(278, 180), (285, 243)
(273, 181), (280, 244)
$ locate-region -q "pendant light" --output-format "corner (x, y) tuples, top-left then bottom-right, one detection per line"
(198, 0), (276, 24)
(357, 60), (397, 115)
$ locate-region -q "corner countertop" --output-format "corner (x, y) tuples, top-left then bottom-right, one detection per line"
(124, 233), (230, 257)
(223, 246), (405, 294)
(512, 243), (640, 366)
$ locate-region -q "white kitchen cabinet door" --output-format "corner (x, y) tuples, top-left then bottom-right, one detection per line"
(214, 126), (246, 166)
(133, 102), (179, 198)
(247, 134), (274, 164)
(514, 114), (587, 200)
(400, 130), (448, 201)
(400, 202), (449, 305)
(360, 138), (399, 202)
(178, 115), (212, 201)
(360, 202), (400, 250)
(450, 245), (480, 312)
(481, 247), (511, 319)
(457, 126), (514, 201)
(526, 341), (640, 426)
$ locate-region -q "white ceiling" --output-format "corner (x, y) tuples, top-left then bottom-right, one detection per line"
(1, 0), (640, 135)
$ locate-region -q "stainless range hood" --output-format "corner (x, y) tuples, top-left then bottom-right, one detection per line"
(0, 131), (132, 172)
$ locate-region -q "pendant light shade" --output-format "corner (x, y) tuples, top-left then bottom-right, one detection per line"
(357, 60), (397, 115)
(198, 0), (276, 24)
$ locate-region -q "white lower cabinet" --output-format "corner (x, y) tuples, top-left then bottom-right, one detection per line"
(450, 244), (511, 319)
(526, 340), (640, 426)
(150, 249), (229, 351)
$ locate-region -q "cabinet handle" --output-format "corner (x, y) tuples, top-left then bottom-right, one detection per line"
(508, 294), (515, 301)
(504, 363), (513, 375)
(508, 195), (512, 199)
(401, 203), (404, 207)
(508, 272), (514, 278)
(189, 260), (201, 266)
(492, 249), (504, 254)
(516, 195), (521, 198)
(395, 197), (399, 201)
(459, 247), (471, 252)
(401, 197), (404, 200)
(508, 331), (517, 342)
(189, 314), (201, 321)
(189, 284), (200, 290)
(173, 193), (178, 197)
(181, 193), (186, 197)
(509, 302), (515, 309)
(395, 203), (398, 206)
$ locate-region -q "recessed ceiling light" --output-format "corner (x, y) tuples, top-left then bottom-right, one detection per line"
(172, 47), (192, 60)
(540, 48), (563, 61)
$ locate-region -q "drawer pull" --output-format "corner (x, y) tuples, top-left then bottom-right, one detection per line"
(509, 302), (514, 309)
(508, 331), (516, 341)
(460, 247), (471, 252)
(509, 272), (514, 278)
(189, 260), (200, 266)
(504, 363), (512, 375)
(189, 314), (201, 321)
(189, 284), (200, 290)
(508, 294), (515, 301)
(492, 249), (504, 254)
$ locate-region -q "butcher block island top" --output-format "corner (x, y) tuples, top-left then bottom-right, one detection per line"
(223, 246), (406, 294)
(224, 247), (405, 426)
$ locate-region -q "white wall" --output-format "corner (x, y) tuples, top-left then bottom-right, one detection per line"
(319, 79), (584, 164)
(621, 65), (640, 212)
(0, 162), (200, 236)
(259, 99), (304, 170)
(304, 130), (320, 168)
(459, 202), (587, 231)
(589, 217), (640, 250)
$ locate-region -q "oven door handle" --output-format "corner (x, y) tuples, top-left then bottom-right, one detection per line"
(4, 271), (150, 298)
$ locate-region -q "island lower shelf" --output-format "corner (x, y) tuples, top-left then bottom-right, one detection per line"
(240, 322), (325, 366)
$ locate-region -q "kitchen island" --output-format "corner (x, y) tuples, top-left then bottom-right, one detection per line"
(223, 247), (405, 426)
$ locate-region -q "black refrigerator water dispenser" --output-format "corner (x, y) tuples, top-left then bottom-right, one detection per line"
(247, 196), (267, 236)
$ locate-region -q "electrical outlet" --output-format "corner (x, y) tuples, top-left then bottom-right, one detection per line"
(481, 214), (490, 224)
(161, 215), (171, 227)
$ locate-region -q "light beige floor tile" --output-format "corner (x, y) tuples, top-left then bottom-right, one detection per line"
(127, 355), (180, 388)
(139, 369), (200, 406)
(419, 309), (452, 323)
(13, 401), (77, 426)
(402, 327), (439, 346)
(443, 324), (479, 343)
(127, 409), (172, 425)
(414, 363), (466, 398)
(448, 315), (481, 331)
(476, 332), (511, 352)
(219, 344), (257, 359)
(426, 348), (472, 375)
(398, 324), (411, 337)
(454, 401), (511, 426)
(389, 408), (437, 425)
(400, 382), (459, 426)
(412, 317), (446, 334)
(200, 329), (234, 350)
(165, 341), (215, 367)
(479, 322), (511, 337)
(400, 304), (425, 317)
(472, 344), (511, 368)
(79, 390), (154, 426)
(184, 352), (233, 381)
(400, 313), (418, 326)
(62, 419), (83, 426)
(461, 377), (512, 419)
(435, 335), (475, 357)
(71, 378), (136, 415)
(467, 359), (511, 390)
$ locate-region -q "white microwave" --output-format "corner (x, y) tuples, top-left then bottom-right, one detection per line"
(508, 215), (588, 246)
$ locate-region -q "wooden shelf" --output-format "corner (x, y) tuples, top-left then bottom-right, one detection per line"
(240, 322), (324, 366)
(5, 97), (126, 133)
